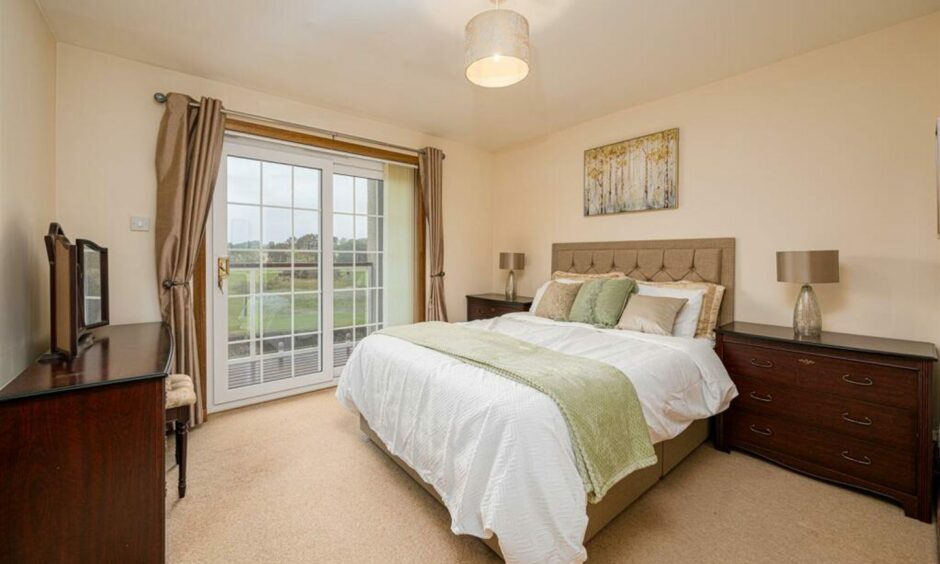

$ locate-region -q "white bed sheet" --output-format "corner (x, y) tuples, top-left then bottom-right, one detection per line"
(336, 312), (737, 564)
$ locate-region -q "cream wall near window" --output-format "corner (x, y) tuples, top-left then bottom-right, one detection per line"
(54, 44), (494, 327)
(491, 13), (940, 346)
(0, 0), (57, 388)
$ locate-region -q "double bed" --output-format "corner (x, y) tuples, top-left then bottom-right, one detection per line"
(337, 238), (738, 563)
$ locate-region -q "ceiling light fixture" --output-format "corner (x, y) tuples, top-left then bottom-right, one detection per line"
(464, 1), (530, 88)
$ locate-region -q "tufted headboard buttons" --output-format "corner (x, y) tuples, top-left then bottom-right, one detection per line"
(552, 238), (735, 326)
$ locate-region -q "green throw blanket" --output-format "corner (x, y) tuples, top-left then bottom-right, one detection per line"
(378, 321), (657, 502)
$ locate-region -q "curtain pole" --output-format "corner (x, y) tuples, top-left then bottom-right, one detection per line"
(152, 92), (444, 159)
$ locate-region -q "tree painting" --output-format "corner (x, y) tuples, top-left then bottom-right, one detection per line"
(584, 128), (678, 216)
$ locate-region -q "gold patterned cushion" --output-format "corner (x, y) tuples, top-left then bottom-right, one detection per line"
(616, 295), (688, 335)
(551, 271), (626, 281)
(637, 281), (725, 338)
(166, 373), (197, 409)
(534, 281), (582, 321)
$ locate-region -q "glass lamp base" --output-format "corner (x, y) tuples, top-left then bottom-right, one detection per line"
(793, 283), (822, 338)
(505, 270), (516, 301)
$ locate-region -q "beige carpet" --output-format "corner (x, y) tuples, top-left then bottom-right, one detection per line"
(166, 388), (936, 563)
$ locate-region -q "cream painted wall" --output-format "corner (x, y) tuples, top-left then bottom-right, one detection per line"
(0, 0), (56, 388)
(491, 13), (940, 345)
(55, 44), (493, 326)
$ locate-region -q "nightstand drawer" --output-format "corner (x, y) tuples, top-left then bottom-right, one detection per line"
(468, 302), (514, 320)
(728, 412), (916, 493)
(723, 341), (917, 409)
(733, 373), (916, 450)
(466, 295), (532, 322)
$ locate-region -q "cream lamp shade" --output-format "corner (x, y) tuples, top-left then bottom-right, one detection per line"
(464, 9), (530, 88)
(776, 250), (840, 283)
(499, 252), (525, 270)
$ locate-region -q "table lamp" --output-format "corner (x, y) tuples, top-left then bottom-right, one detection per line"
(776, 250), (839, 338)
(499, 252), (525, 300)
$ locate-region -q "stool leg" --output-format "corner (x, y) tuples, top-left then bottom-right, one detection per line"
(175, 420), (188, 498)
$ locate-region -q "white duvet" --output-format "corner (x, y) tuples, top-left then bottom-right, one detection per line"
(336, 313), (737, 564)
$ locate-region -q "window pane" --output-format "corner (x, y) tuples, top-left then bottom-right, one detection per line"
(263, 269), (291, 293)
(229, 341), (252, 360)
(294, 210), (318, 250)
(228, 269), (254, 295)
(368, 179), (383, 215)
(354, 216), (368, 251)
(334, 174), (355, 213)
(355, 253), (380, 287)
(263, 207), (292, 250)
(294, 268), (318, 291)
(228, 296), (257, 342)
(295, 251), (318, 268)
(263, 162), (292, 206)
(334, 290), (354, 328)
(262, 295), (292, 338)
(355, 177), (369, 214)
(263, 250), (291, 267)
(354, 290), (367, 326)
(334, 267), (354, 290)
(334, 252), (354, 268)
(229, 204), (260, 249)
(334, 214), (354, 251)
(294, 293), (319, 333)
(230, 250), (260, 268)
(294, 167), (320, 209)
(294, 334), (320, 376)
(262, 336), (292, 356)
(228, 157), (260, 204)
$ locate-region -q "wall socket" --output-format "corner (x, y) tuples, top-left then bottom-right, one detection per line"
(130, 216), (151, 232)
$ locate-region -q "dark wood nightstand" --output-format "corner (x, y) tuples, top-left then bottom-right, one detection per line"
(715, 321), (937, 523)
(466, 293), (533, 321)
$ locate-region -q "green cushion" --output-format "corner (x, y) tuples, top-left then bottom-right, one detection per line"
(568, 280), (605, 324)
(569, 278), (637, 327)
(594, 278), (637, 327)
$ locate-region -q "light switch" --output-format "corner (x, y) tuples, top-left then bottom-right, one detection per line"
(130, 216), (151, 232)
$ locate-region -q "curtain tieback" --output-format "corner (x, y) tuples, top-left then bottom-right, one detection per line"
(430, 272), (445, 278)
(162, 279), (189, 290)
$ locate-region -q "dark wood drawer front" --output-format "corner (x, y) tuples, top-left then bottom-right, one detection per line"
(798, 353), (917, 410)
(467, 301), (518, 321)
(728, 412), (916, 493)
(723, 342), (917, 409)
(732, 373), (916, 450)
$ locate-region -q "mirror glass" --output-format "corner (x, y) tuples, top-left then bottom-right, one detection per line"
(83, 246), (103, 326)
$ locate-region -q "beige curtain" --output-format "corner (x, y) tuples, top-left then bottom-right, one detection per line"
(155, 93), (225, 425)
(418, 147), (447, 322)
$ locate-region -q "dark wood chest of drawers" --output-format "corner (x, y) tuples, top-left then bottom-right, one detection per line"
(466, 293), (533, 321)
(714, 322), (937, 522)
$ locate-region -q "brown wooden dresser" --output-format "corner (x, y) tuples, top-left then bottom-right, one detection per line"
(466, 293), (533, 321)
(714, 322), (937, 522)
(0, 322), (172, 563)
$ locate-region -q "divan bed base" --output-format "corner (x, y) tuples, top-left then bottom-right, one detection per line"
(359, 415), (710, 559)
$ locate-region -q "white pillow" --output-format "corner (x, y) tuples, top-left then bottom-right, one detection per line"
(635, 283), (706, 338)
(531, 279), (582, 312)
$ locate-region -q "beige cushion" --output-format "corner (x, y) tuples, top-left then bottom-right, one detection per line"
(166, 373), (197, 409)
(616, 295), (688, 335)
(534, 281), (582, 321)
(551, 270), (626, 281)
(637, 281), (725, 338)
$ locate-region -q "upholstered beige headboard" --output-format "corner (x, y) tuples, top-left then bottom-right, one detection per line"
(552, 238), (736, 326)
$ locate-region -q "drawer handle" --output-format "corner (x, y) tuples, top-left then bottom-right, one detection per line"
(797, 358), (816, 366)
(841, 412), (872, 426)
(749, 358), (774, 369)
(840, 451), (872, 466)
(749, 424), (773, 436)
(748, 391), (773, 403)
(841, 374), (873, 387)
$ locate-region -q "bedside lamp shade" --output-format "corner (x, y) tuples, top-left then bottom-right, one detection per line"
(499, 252), (525, 271)
(776, 250), (839, 284)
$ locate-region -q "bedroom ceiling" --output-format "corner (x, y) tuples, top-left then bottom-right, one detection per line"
(36, 0), (940, 150)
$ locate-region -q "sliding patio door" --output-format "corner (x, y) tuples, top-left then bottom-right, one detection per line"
(208, 139), (387, 410)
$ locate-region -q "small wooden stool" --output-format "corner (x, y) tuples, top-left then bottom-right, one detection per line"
(165, 374), (196, 498)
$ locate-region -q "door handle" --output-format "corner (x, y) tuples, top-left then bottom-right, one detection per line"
(217, 257), (230, 293)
